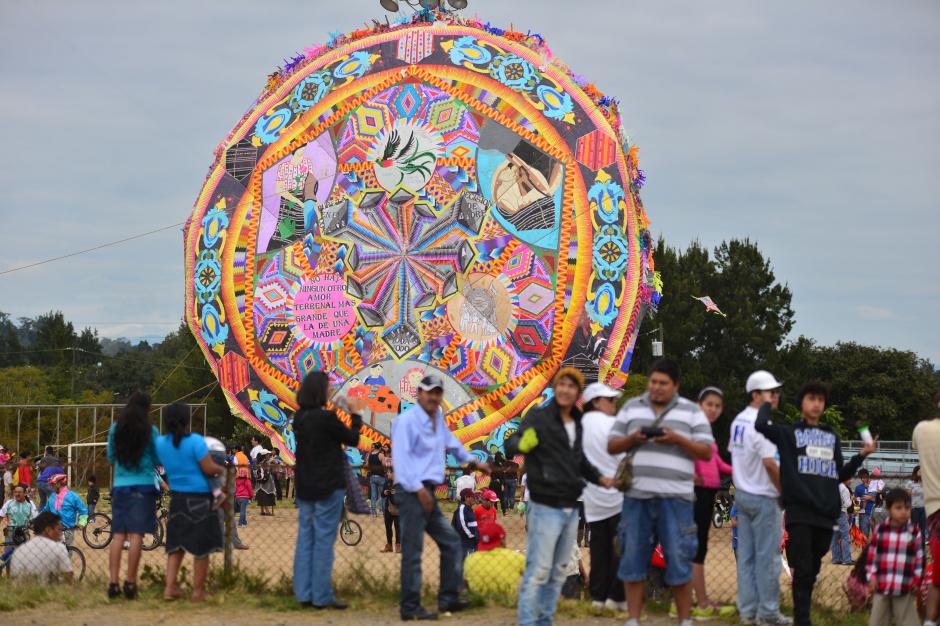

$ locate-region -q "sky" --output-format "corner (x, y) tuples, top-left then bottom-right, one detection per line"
(0, 0), (937, 364)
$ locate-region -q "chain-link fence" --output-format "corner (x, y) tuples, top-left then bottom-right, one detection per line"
(1, 462), (926, 618)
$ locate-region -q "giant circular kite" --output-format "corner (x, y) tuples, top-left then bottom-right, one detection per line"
(184, 9), (661, 462)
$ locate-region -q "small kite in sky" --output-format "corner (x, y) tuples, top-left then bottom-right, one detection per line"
(693, 296), (727, 317)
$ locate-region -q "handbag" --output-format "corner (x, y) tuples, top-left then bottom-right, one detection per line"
(613, 411), (669, 492)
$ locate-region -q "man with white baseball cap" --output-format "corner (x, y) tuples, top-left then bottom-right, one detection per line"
(730, 370), (790, 626)
(579, 383), (627, 612)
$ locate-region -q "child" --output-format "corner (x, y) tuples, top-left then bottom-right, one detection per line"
(474, 489), (498, 526)
(205, 437), (228, 510)
(86, 476), (100, 516)
(235, 467), (253, 527)
(865, 488), (922, 626)
(452, 488), (479, 561)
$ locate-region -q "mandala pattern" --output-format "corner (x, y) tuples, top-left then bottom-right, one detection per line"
(184, 17), (658, 463)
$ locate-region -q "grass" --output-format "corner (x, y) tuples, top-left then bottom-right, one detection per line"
(0, 564), (874, 626)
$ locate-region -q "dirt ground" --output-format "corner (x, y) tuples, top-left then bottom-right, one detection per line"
(3, 604), (713, 626)
(73, 499), (852, 612)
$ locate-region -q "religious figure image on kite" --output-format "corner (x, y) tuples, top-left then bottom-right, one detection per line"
(184, 15), (660, 462)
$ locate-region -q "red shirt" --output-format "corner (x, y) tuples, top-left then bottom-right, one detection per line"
(17, 460), (32, 487)
(474, 504), (497, 525)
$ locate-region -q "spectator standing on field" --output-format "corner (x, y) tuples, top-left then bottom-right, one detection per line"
(506, 367), (613, 626)
(831, 477), (854, 565)
(579, 382), (627, 612)
(690, 386), (734, 618)
(235, 467), (253, 527)
(381, 469), (401, 553)
(36, 446), (63, 510)
(907, 466), (926, 553)
(607, 359), (714, 626)
(86, 476), (99, 517)
(754, 380), (877, 626)
(474, 489), (499, 526)
(854, 469), (876, 537)
(912, 390), (940, 626)
(392, 374), (491, 621)
(16, 452), (33, 493)
(452, 487), (478, 562)
(865, 488), (923, 626)
(728, 370), (789, 626)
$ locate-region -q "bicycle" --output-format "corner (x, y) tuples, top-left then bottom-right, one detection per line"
(142, 493), (169, 551)
(339, 506), (362, 547)
(2, 526), (86, 580)
(83, 492), (168, 550)
(712, 490), (733, 529)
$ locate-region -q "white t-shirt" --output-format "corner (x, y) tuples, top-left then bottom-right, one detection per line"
(3, 471), (12, 486)
(10, 536), (72, 579)
(249, 445), (264, 461)
(728, 405), (780, 498)
(914, 419), (940, 517)
(455, 474), (476, 496)
(839, 482), (852, 510)
(564, 421), (576, 448)
(580, 410), (625, 523)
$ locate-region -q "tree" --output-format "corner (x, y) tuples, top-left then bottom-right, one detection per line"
(0, 312), (23, 367)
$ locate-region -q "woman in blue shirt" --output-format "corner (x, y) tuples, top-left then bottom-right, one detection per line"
(106, 392), (161, 600)
(43, 473), (87, 534)
(155, 403), (224, 602)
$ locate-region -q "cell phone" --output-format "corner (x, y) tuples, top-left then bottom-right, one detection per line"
(641, 426), (665, 438)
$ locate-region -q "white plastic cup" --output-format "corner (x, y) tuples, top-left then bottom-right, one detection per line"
(858, 425), (874, 446)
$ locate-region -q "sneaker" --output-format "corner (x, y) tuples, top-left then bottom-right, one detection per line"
(717, 605), (737, 618)
(591, 600), (605, 609)
(624, 619), (641, 626)
(605, 599), (627, 612)
(680, 620), (695, 626)
(739, 617), (757, 625)
(756, 615), (792, 626)
(691, 605), (716, 620)
(669, 604), (678, 618)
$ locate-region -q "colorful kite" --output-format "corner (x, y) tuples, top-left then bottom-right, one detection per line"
(693, 296), (727, 317)
(184, 9), (660, 461)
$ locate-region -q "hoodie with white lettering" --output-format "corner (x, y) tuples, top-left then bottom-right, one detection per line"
(754, 403), (865, 528)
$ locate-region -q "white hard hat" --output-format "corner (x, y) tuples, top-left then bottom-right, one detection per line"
(582, 382), (621, 404)
(745, 370), (783, 393)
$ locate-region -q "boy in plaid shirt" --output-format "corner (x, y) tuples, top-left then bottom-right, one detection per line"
(865, 487), (923, 626)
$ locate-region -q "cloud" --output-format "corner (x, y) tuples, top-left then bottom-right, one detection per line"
(856, 306), (901, 321)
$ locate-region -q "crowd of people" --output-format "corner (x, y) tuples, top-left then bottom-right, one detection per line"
(0, 365), (937, 626)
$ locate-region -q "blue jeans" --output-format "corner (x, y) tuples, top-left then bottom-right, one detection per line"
(236, 497), (249, 526)
(369, 475), (385, 515)
(293, 489), (344, 606)
(517, 501), (579, 626)
(503, 479), (518, 512)
(858, 512), (871, 537)
(398, 486), (461, 616)
(734, 490), (782, 620)
(830, 513), (851, 563)
(37, 481), (53, 509)
(617, 496), (697, 586)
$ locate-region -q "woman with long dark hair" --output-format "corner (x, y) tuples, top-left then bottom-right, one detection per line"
(292, 371), (364, 609)
(155, 403), (224, 602)
(106, 391), (161, 599)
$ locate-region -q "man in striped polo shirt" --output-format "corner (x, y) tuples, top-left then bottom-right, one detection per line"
(608, 359), (714, 626)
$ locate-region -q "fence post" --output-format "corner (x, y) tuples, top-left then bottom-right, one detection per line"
(223, 465), (235, 573)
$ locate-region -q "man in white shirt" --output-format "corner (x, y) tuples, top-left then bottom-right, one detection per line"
(10, 511), (72, 581)
(249, 435), (265, 462)
(913, 390), (940, 626)
(728, 370), (790, 626)
(580, 382), (627, 612)
(454, 470), (476, 501)
(830, 479), (854, 565)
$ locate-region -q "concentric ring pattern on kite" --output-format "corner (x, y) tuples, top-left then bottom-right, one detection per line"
(184, 12), (661, 462)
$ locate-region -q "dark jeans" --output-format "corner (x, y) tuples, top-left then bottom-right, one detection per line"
(785, 523), (833, 626)
(397, 484), (461, 616)
(503, 479), (517, 512)
(913, 507), (928, 553)
(692, 487), (717, 564)
(384, 510), (400, 545)
(587, 513), (624, 603)
(37, 481), (53, 509)
(275, 474), (282, 500)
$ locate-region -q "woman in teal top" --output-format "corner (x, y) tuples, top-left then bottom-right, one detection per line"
(106, 392), (161, 600)
(155, 403), (224, 602)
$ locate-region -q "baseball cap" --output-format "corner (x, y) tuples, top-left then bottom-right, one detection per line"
(582, 382), (621, 404)
(477, 521), (505, 551)
(872, 467), (881, 477)
(481, 489), (499, 502)
(417, 374), (445, 392)
(459, 488), (475, 500)
(745, 370), (783, 393)
(48, 473), (67, 486)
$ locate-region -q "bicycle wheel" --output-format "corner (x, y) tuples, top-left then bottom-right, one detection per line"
(67, 546), (86, 581)
(83, 513), (113, 549)
(339, 519), (362, 546)
(712, 509), (724, 529)
(141, 518), (164, 551)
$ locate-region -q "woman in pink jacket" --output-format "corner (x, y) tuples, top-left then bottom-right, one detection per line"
(692, 387), (734, 618)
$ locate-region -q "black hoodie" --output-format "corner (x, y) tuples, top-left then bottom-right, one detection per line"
(754, 403), (864, 528)
(505, 400), (601, 509)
